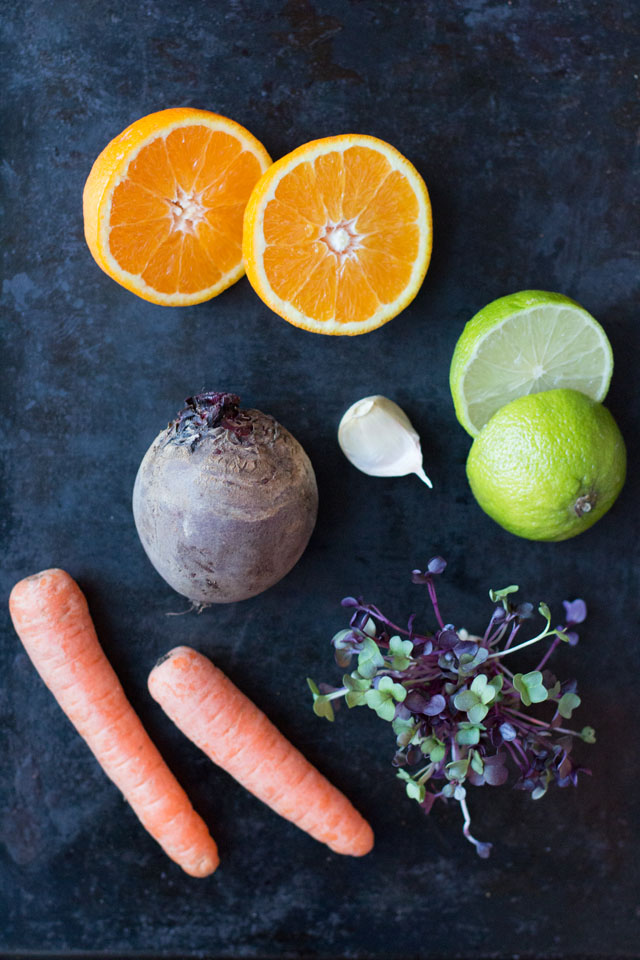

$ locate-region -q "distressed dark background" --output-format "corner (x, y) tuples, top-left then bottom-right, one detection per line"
(1, 0), (639, 956)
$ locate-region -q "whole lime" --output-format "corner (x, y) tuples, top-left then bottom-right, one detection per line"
(466, 388), (626, 541)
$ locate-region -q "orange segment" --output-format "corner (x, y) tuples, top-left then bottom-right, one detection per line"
(263, 243), (326, 301)
(341, 146), (391, 220)
(141, 233), (184, 295)
(109, 219), (172, 275)
(356, 169), (420, 232)
(201, 151), (263, 208)
(274, 161), (327, 225)
(335, 257), (380, 325)
(192, 131), (242, 194)
(197, 219), (242, 274)
(126, 137), (176, 197)
(361, 223), (421, 261)
(263, 200), (322, 246)
(291, 251), (338, 323)
(165, 126), (213, 194)
(313, 151), (345, 222)
(358, 248), (414, 304)
(83, 108), (271, 306)
(243, 134), (432, 335)
(110, 180), (169, 227)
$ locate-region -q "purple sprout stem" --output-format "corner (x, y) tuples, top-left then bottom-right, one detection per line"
(426, 578), (445, 630)
(487, 614), (516, 647)
(503, 706), (580, 738)
(511, 737), (533, 768)
(402, 674), (441, 687)
(504, 707), (552, 728)
(359, 604), (423, 640)
(536, 635), (561, 672)
(497, 661), (515, 681)
(504, 740), (527, 771)
(502, 621), (521, 652)
(483, 612), (501, 643)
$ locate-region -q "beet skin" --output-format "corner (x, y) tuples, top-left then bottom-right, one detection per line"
(132, 393), (318, 604)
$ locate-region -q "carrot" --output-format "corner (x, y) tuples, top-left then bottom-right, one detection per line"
(148, 646), (375, 857)
(8, 569), (219, 878)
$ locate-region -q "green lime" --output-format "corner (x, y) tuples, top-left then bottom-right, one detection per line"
(466, 389), (626, 541)
(450, 290), (613, 436)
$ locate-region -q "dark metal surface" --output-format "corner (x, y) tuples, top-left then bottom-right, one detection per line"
(1, 0), (639, 956)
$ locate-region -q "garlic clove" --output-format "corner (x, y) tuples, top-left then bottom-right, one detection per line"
(338, 395), (432, 488)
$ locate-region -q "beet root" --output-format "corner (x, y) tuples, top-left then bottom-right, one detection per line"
(132, 393), (318, 604)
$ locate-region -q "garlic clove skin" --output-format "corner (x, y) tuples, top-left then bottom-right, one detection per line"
(338, 395), (432, 488)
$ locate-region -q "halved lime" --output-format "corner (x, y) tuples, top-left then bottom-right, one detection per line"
(450, 291), (613, 436)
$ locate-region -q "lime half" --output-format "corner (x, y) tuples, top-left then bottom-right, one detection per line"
(450, 291), (613, 436)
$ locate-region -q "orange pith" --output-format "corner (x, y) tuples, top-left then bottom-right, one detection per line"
(83, 109), (272, 306)
(243, 135), (432, 335)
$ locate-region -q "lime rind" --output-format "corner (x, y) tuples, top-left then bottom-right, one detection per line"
(450, 291), (614, 436)
(466, 388), (626, 542)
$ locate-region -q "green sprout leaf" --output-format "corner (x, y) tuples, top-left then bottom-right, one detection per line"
(558, 692), (581, 719)
(555, 629), (572, 643)
(456, 722), (482, 746)
(471, 674), (498, 705)
(364, 675), (407, 721)
(392, 714), (416, 746)
(453, 688), (478, 712)
(307, 679), (335, 721)
(389, 635), (413, 670)
(357, 637), (385, 679)
(453, 675), (499, 724)
(343, 673), (371, 707)
(420, 736), (446, 762)
(397, 769), (426, 803)
(581, 726), (596, 744)
(513, 670), (548, 707)
(538, 602), (551, 622)
(469, 749), (484, 776)
(445, 758), (470, 782)
(469, 702), (490, 724)
(489, 585), (519, 603)
(362, 617), (377, 637)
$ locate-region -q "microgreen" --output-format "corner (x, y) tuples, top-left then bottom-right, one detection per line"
(309, 558), (594, 857)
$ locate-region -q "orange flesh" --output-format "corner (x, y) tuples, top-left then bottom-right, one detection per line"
(109, 126), (263, 294)
(261, 146), (422, 325)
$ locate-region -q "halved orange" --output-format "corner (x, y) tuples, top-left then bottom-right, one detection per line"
(83, 108), (272, 306)
(242, 135), (432, 335)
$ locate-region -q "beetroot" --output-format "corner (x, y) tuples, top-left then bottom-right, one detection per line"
(133, 392), (318, 604)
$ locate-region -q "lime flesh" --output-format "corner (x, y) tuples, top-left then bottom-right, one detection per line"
(466, 388), (626, 541)
(450, 291), (613, 436)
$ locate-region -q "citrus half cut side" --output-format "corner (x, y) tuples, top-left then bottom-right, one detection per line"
(242, 135), (432, 335)
(450, 290), (614, 436)
(83, 108), (272, 306)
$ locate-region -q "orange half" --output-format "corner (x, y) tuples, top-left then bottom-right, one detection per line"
(242, 135), (432, 335)
(83, 108), (272, 306)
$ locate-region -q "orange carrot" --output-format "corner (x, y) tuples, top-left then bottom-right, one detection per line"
(9, 569), (219, 878)
(148, 646), (374, 857)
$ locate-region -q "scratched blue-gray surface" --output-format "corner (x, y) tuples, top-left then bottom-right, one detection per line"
(1, 0), (639, 956)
